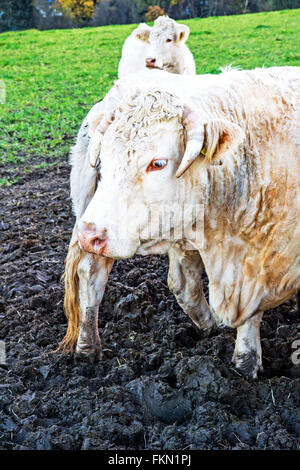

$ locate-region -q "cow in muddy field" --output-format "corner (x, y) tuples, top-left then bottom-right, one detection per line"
(59, 75), (213, 363)
(64, 66), (300, 379)
(58, 25), (213, 363)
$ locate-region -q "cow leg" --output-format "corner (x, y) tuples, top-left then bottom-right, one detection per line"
(167, 244), (215, 330)
(232, 311), (263, 379)
(76, 254), (114, 362)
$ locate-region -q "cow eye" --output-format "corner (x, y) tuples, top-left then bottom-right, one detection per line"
(166, 38), (172, 43)
(146, 159), (168, 172)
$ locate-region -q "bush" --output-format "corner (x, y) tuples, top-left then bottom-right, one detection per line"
(145, 5), (165, 21)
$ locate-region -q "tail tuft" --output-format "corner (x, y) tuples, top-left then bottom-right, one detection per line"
(56, 229), (83, 353)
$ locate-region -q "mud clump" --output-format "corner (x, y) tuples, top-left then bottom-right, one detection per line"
(0, 163), (299, 449)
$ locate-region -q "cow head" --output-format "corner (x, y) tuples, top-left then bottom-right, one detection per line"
(135, 16), (190, 73)
(78, 89), (245, 259)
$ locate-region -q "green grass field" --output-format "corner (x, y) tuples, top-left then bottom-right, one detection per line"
(0, 9), (300, 184)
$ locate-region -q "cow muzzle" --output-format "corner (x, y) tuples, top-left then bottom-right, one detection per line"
(146, 57), (157, 68)
(78, 221), (108, 255)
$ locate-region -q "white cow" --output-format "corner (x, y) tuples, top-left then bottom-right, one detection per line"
(59, 76), (214, 363)
(118, 16), (196, 78)
(58, 24), (208, 362)
(77, 67), (300, 378)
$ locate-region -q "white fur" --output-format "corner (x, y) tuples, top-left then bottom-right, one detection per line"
(77, 66), (300, 376)
(118, 23), (152, 78)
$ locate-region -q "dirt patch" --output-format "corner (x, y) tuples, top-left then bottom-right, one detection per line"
(0, 163), (299, 450)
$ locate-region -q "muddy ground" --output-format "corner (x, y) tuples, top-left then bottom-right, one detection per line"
(0, 161), (299, 450)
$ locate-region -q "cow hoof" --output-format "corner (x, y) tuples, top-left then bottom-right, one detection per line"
(75, 344), (102, 363)
(192, 317), (216, 331)
(232, 350), (262, 380)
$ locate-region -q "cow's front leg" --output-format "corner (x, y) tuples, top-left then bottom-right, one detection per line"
(232, 311), (263, 379)
(167, 244), (215, 330)
(76, 254), (114, 362)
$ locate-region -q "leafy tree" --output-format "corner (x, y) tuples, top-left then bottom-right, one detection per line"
(93, 0), (135, 25)
(33, 0), (73, 29)
(56, 0), (99, 23)
(0, 0), (34, 32)
(1, 0), (300, 31)
(269, 0), (300, 8)
(145, 5), (165, 20)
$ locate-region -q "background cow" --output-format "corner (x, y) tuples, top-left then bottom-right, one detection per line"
(118, 16), (196, 77)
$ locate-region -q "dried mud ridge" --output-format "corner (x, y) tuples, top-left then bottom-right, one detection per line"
(0, 162), (299, 450)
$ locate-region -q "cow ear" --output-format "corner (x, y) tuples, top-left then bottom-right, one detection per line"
(87, 83), (125, 168)
(176, 107), (245, 178)
(88, 110), (115, 168)
(135, 24), (151, 43)
(177, 24), (190, 42)
(202, 119), (245, 163)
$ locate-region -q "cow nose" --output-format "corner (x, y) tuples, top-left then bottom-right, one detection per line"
(146, 57), (156, 67)
(78, 221), (108, 255)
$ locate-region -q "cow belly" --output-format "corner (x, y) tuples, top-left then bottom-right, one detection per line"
(209, 276), (298, 329)
(258, 287), (298, 311)
(258, 256), (300, 311)
(206, 243), (300, 328)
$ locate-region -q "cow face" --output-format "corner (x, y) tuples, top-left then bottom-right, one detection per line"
(138, 16), (190, 73)
(78, 90), (245, 259)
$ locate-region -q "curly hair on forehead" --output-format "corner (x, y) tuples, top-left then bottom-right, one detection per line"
(150, 16), (176, 39)
(112, 89), (184, 151)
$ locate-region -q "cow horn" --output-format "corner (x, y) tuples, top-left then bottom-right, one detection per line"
(175, 106), (205, 178)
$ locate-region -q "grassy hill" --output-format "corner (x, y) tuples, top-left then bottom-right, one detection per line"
(0, 9), (300, 182)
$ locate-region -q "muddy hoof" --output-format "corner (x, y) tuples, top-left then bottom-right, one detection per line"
(74, 345), (102, 363)
(192, 317), (216, 331)
(232, 351), (263, 380)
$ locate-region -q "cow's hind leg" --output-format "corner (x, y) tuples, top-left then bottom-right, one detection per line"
(75, 254), (114, 362)
(167, 244), (215, 330)
(232, 311), (263, 379)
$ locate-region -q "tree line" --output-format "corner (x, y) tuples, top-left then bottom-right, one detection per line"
(1, 0), (299, 32)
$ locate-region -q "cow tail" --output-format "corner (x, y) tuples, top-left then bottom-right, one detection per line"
(56, 227), (83, 353)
